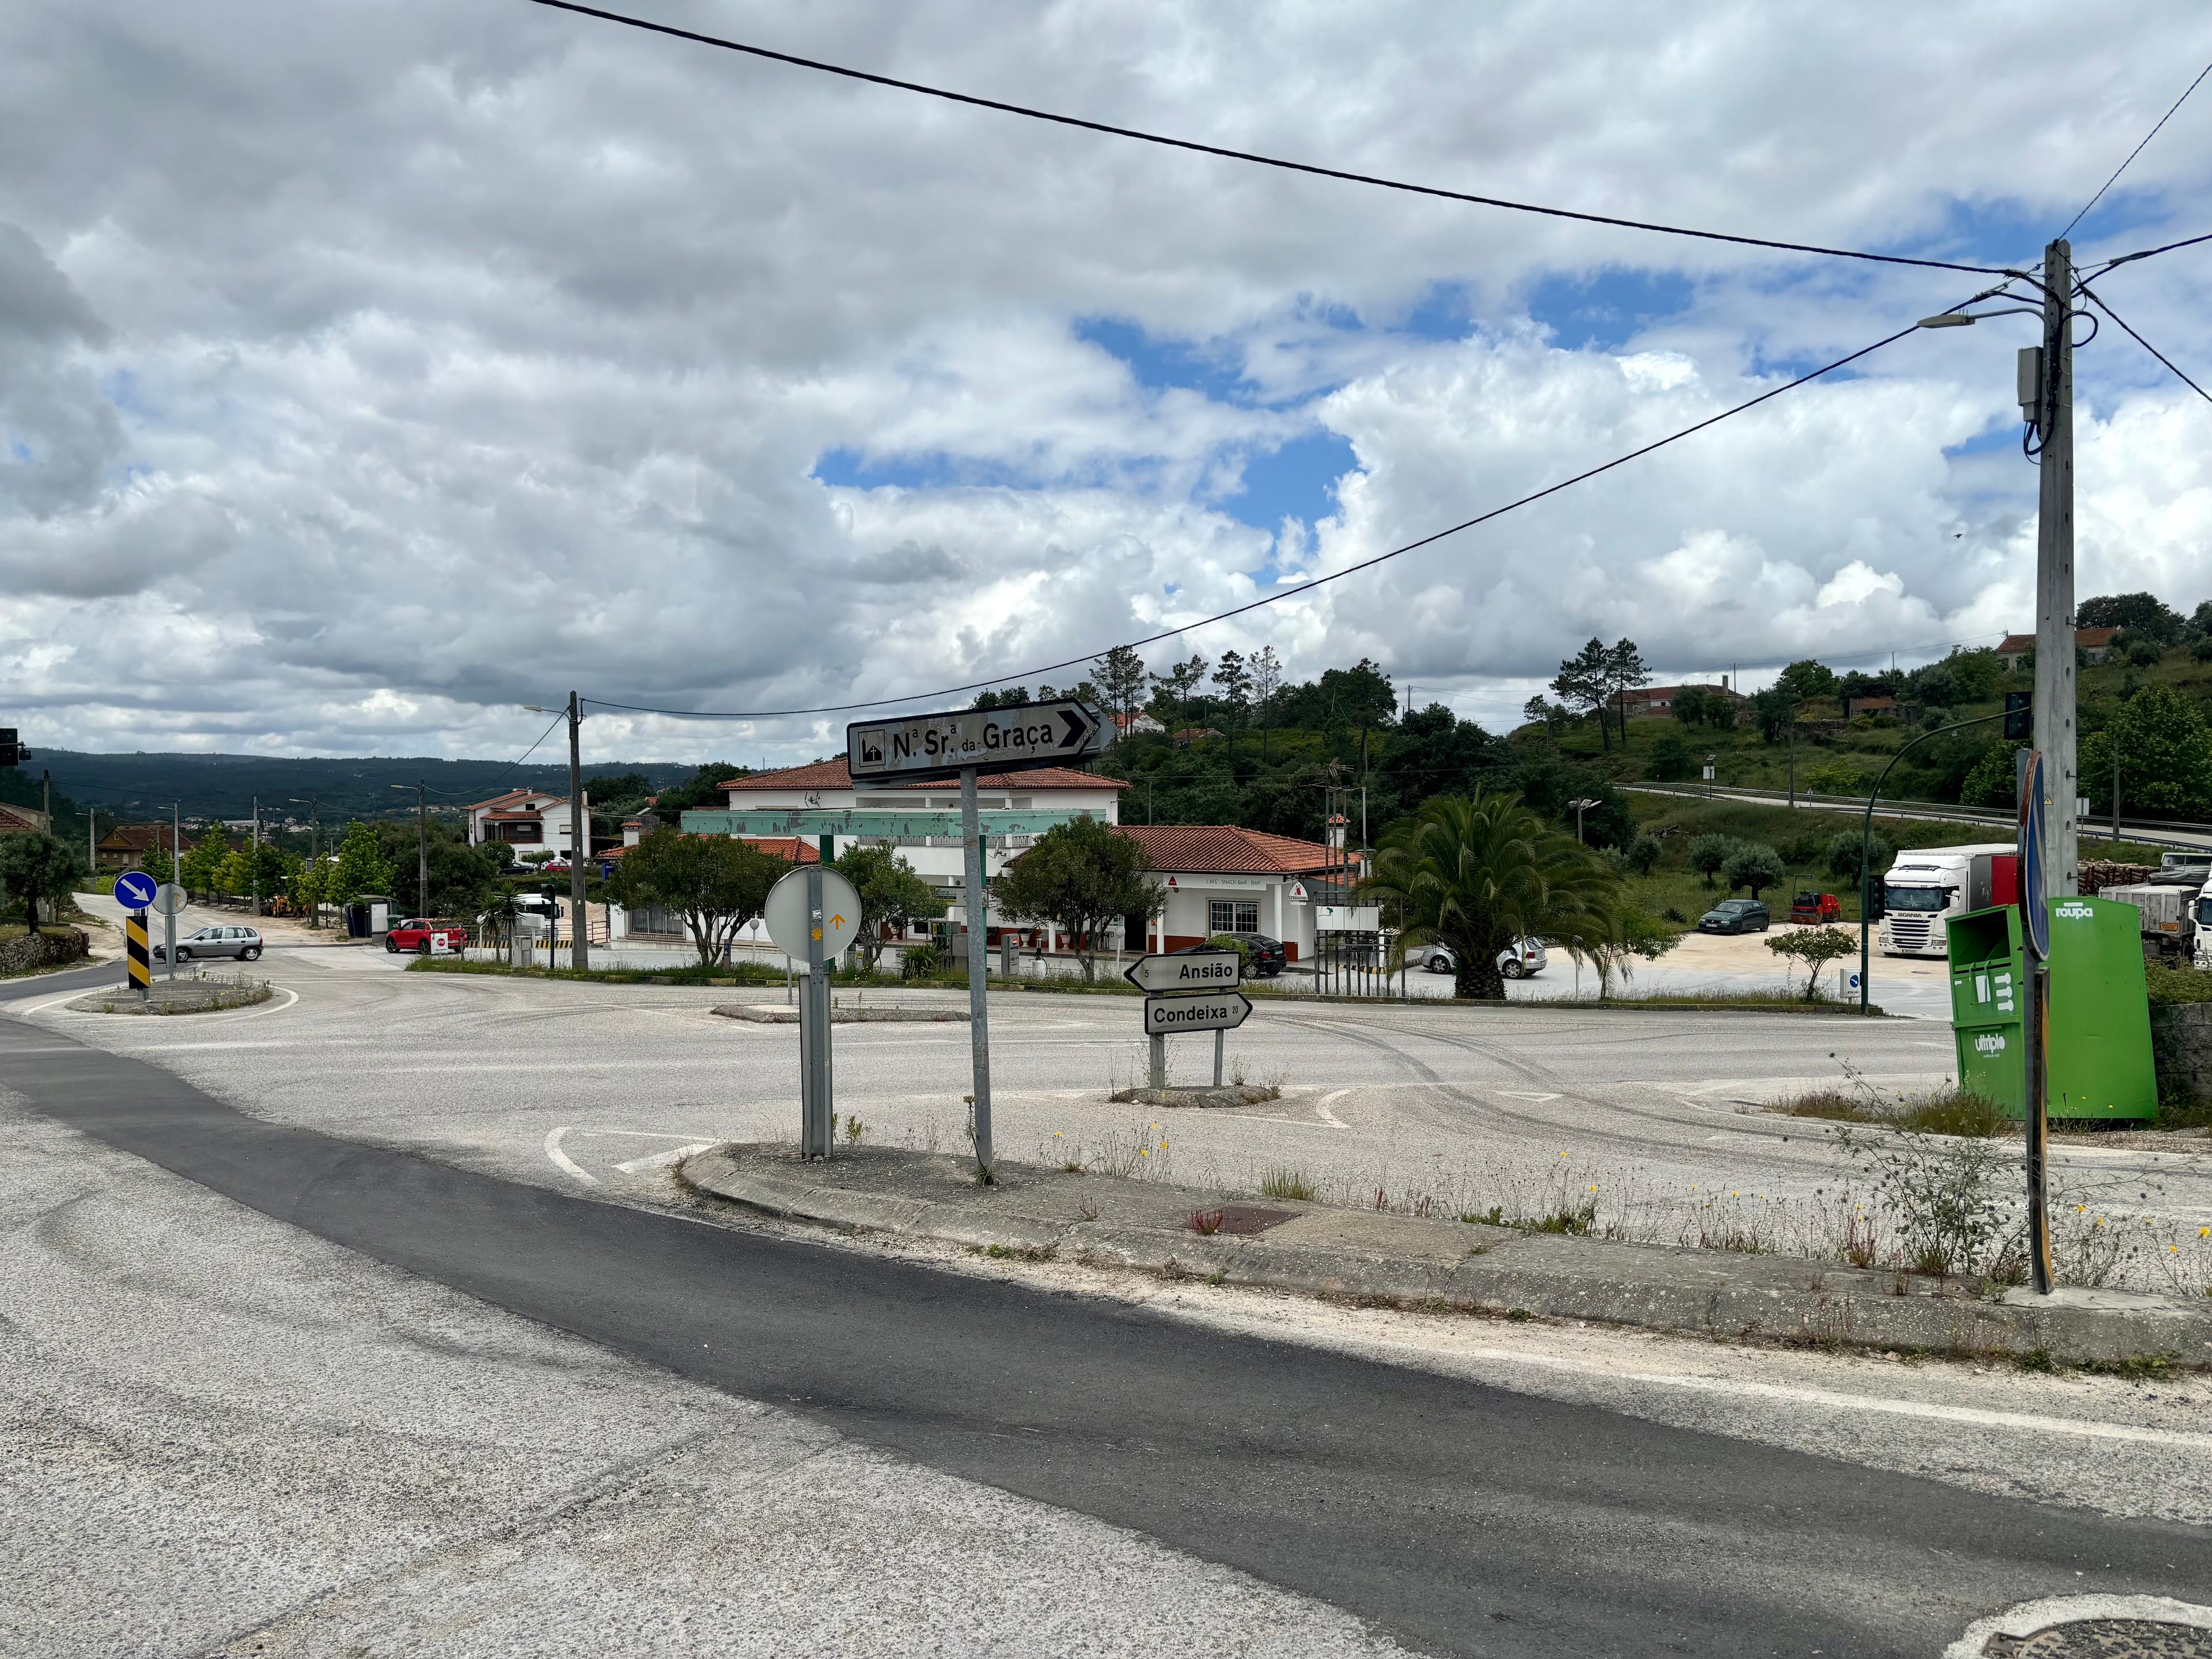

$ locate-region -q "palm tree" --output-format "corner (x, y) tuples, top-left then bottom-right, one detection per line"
(1359, 790), (1622, 999)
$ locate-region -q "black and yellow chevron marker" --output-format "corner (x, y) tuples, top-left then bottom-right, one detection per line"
(126, 911), (151, 992)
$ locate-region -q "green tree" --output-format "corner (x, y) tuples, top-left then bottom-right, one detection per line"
(179, 829), (232, 894)
(1749, 687), (1796, 744)
(991, 817), (1163, 982)
(650, 762), (752, 817)
(2082, 683), (2212, 818)
(1625, 832), (1663, 876)
(1551, 638), (1613, 749)
(2077, 591), (2183, 643)
(1944, 647), (2001, 702)
(1211, 650), (1252, 734)
(1687, 833), (1734, 888)
(832, 843), (946, 969)
(1959, 746), (2020, 810)
(608, 829), (785, 967)
(1775, 660), (1839, 703)
(1671, 686), (1713, 727)
(0, 834), (89, 931)
(1603, 639), (1652, 742)
(1647, 731), (1695, 782)
(1722, 842), (1786, 900)
(1358, 790), (1623, 1000)
(1092, 643), (1150, 736)
(1802, 756), (1868, 795)
(1824, 830), (1893, 887)
(1247, 645), (1285, 760)
(1146, 653), (1211, 730)
(326, 820), (397, 907)
(1767, 925), (1857, 999)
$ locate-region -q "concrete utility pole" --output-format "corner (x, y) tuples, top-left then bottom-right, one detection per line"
(251, 797), (261, 916)
(960, 764), (991, 1169)
(567, 691), (589, 974)
(415, 782), (430, 917)
(2032, 238), (2080, 898)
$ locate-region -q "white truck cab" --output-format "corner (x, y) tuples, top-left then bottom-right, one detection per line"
(1876, 843), (2018, 957)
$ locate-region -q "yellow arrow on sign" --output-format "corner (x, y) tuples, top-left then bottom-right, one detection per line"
(830, 912), (847, 929)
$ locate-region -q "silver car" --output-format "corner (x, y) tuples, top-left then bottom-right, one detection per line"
(154, 925), (263, 963)
(1420, 938), (1548, 979)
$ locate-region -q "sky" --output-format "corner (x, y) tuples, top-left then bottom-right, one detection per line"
(2, 1), (2210, 768)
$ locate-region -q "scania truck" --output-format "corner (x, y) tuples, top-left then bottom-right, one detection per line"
(1876, 843), (2018, 957)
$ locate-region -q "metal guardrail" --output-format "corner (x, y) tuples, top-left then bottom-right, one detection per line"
(1623, 783), (2212, 853)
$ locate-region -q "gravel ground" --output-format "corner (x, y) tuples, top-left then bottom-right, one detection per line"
(0, 1097), (1409, 1658)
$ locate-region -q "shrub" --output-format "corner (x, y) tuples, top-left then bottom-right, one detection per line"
(1687, 832), (1734, 888)
(1825, 830), (1893, 884)
(1258, 1168), (1320, 1202)
(1626, 832), (1662, 876)
(2192, 636), (2212, 664)
(900, 942), (942, 980)
(1721, 842), (1786, 899)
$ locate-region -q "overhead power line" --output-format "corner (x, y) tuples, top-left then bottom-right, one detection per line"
(584, 288), (2013, 723)
(2061, 57), (2212, 239)
(2078, 285), (2212, 407)
(2085, 227), (2212, 280)
(529, 0), (2015, 278)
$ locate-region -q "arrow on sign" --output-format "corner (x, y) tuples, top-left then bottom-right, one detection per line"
(830, 913), (847, 929)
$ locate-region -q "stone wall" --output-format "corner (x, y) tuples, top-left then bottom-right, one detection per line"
(2150, 1000), (2212, 1107)
(0, 929), (89, 974)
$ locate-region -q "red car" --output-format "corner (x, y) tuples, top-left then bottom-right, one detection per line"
(386, 917), (470, 954)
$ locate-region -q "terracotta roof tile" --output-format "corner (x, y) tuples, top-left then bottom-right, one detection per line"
(1113, 824), (1347, 875)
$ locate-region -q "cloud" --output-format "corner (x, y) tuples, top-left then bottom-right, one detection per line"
(1, 1), (2208, 759)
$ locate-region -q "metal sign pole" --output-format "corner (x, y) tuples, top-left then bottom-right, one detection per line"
(802, 863), (832, 1158)
(961, 765), (993, 1171)
(1213, 1028), (1225, 1087)
(2019, 748), (2054, 1295)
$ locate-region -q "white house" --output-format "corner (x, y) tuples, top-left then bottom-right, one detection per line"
(1111, 825), (1355, 963)
(466, 787), (577, 855)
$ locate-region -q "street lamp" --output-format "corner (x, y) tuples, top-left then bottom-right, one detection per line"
(1570, 797), (1600, 844)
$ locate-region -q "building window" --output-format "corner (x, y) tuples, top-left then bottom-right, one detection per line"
(1210, 900), (1260, 935)
(502, 821), (543, 844)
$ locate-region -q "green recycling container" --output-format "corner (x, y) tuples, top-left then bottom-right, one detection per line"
(2046, 895), (2157, 1120)
(1946, 906), (2027, 1116)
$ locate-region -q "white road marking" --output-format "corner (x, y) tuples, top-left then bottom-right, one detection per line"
(1494, 1090), (1561, 1103)
(1315, 1089), (1351, 1129)
(543, 1126), (600, 1185)
(1459, 1346), (2212, 1451)
(574, 1129), (719, 1141)
(615, 1142), (716, 1173)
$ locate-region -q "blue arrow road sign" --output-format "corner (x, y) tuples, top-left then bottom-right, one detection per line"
(113, 870), (158, 911)
(2018, 750), (2048, 960)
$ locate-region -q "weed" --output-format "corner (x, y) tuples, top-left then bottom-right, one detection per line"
(1461, 1206), (1507, 1226)
(1840, 1206), (1878, 1270)
(842, 1115), (865, 1145)
(1259, 1167), (1320, 1203)
(1505, 1308), (1533, 1322)
(2012, 1347), (2058, 1374)
(2074, 1352), (2176, 1381)
(982, 1243), (1054, 1262)
(1062, 1160), (1084, 1173)
(1189, 1209), (1224, 1236)
(1205, 1270), (1227, 1286)
(1075, 1203), (1100, 1223)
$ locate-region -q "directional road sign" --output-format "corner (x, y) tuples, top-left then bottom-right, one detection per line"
(2018, 749), (2049, 961)
(763, 866), (863, 960)
(1143, 990), (1252, 1036)
(112, 870), (158, 910)
(1123, 949), (1241, 993)
(847, 699), (1105, 782)
(151, 882), (188, 916)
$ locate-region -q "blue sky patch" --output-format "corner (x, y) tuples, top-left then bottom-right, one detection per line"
(1224, 429), (1357, 532)
(1074, 316), (1249, 402)
(1523, 268), (1696, 351)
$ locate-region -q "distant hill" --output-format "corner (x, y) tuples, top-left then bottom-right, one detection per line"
(20, 750), (700, 825)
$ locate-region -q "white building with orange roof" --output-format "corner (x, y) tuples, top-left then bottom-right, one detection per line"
(464, 787), (577, 855)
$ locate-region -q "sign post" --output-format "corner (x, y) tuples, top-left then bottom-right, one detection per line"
(849, 699), (1107, 1176)
(1123, 949), (1249, 1090)
(113, 872), (158, 1003)
(764, 864), (863, 1160)
(151, 881), (188, 983)
(2018, 750), (2054, 1296)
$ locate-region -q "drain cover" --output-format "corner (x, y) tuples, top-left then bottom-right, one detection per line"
(1985, 1621), (2212, 1657)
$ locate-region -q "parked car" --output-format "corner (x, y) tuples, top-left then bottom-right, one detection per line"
(153, 925), (263, 963)
(386, 917), (471, 955)
(1173, 933), (1287, 977)
(1419, 938), (1547, 979)
(1698, 899), (1771, 934)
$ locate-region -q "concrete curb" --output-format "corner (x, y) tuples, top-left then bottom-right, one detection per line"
(681, 1143), (2212, 1369)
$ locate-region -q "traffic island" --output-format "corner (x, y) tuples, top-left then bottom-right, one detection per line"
(69, 975), (272, 1016)
(711, 1002), (966, 1025)
(679, 1141), (2212, 1369)
(1109, 1083), (1283, 1109)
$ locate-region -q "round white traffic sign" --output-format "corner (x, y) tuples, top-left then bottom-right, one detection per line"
(763, 866), (863, 961)
(151, 882), (189, 916)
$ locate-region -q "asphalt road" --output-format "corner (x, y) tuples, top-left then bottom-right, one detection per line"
(25, 940), (2205, 1259)
(6, 1020), (2209, 1659)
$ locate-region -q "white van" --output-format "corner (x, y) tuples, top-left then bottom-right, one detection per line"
(1877, 843), (2018, 957)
